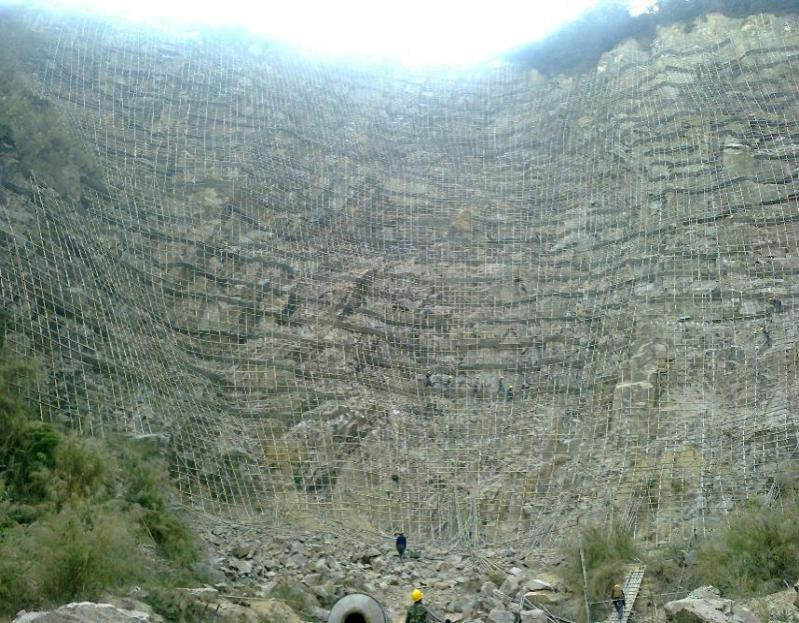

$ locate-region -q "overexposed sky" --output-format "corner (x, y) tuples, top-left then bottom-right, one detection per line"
(3, 0), (659, 66)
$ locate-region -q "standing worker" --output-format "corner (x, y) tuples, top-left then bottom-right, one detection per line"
(611, 584), (626, 622)
(395, 531), (407, 561)
(406, 589), (428, 623)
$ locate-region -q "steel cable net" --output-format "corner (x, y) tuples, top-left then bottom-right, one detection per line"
(2, 9), (799, 548)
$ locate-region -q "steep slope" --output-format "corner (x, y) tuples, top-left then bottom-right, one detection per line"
(1, 9), (798, 547)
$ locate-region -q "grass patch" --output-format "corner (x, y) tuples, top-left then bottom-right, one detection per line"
(690, 501), (799, 596)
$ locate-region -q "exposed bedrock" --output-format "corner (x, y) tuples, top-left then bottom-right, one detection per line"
(1, 10), (799, 546)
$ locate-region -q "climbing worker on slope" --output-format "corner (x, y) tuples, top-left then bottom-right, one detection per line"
(395, 531), (407, 561)
(611, 584), (626, 622)
(406, 589), (428, 623)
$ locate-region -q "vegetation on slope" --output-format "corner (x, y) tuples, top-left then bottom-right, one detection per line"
(647, 474), (799, 597)
(564, 481), (799, 623)
(0, 335), (201, 617)
(0, 13), (103, 201)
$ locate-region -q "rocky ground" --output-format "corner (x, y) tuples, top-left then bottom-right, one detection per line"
(14, 536), (799, 623)
(183, 523), (570, 623)
(10, 520), (579, 623)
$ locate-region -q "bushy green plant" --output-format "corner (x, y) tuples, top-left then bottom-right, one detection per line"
(45, 437), (113, 505)
(0, 400), (60, 500)
(20, 504), (140, 604)
(690, 503), (799, 596)
(0, 503), (141, 610)
(646, 538), (692, 595)
(121, 443), (198, 565)
(0, 347), (201, 616)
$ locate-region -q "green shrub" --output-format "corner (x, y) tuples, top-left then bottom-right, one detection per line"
(49, 437), (113, 503)
(0, 403), (60, 500)
(0, 348), (202, 616)
(646, 539), (692, 595)
(32, 504), (141, 602)
(140, 507), (198, 565)
(690, 503), (799, 596)
(0, 504), (142, 614)
(121, 444), (198, 565)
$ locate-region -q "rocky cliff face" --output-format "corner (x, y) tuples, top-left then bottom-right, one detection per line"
(1, 8), (798, 546)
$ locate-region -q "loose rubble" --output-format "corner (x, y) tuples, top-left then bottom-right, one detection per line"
(177, 523), (570, 623)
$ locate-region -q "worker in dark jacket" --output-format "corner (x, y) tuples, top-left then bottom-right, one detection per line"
(611, 584), (625, 621)
(395, 531), (407, 560)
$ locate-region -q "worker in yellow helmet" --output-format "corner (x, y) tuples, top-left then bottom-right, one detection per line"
(406, 589), (427, 623)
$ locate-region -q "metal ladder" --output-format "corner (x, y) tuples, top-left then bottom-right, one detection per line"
(607, 562), (646, 623)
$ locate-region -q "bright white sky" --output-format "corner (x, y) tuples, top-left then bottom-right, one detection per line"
(5, 0), (659, 66)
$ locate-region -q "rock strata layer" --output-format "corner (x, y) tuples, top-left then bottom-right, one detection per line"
(1, 8), (798, 544)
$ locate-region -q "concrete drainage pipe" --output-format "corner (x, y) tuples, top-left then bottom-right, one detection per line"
(328, 593), (389, 623)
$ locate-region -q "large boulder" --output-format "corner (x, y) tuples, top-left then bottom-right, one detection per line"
(520, 609), (548, 623)
(13, 602), (154, 622)
(488, 609), (515, 623)
(248, 598), (304, 623)
(524, 592), (560, 606)
(665, 592), (761, 623)
(665, 597), (733, 623)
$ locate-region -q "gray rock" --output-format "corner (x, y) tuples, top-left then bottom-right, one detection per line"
(665, 598), (734, 623)
(525, 580), (554, 592)
(488, 610), (515, 623)
(732, 605), (761, 623)
(311, 581), (333, 600)
(290, 541), (306, 556)
(14, 602), (153, 622)
(520, 609), (548, 623)
(500, 573), (525, 595)
(190, 560), (226, 584)
(354, 547), (382, 564)
(688, 587), (721, 599)
(229, 559), (253, 575)
(523, 590), (561, 606)
(231, 542), (253, 559)
(481, 581), (498, 594)
(286, 553), (307, 569)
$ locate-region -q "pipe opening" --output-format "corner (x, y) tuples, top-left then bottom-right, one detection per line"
(344, 613), (367, 623)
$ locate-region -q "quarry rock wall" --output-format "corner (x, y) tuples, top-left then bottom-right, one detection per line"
(1, 9), (799, 546)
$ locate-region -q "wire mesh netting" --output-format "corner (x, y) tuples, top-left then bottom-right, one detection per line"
(1, 9), (799, 548)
